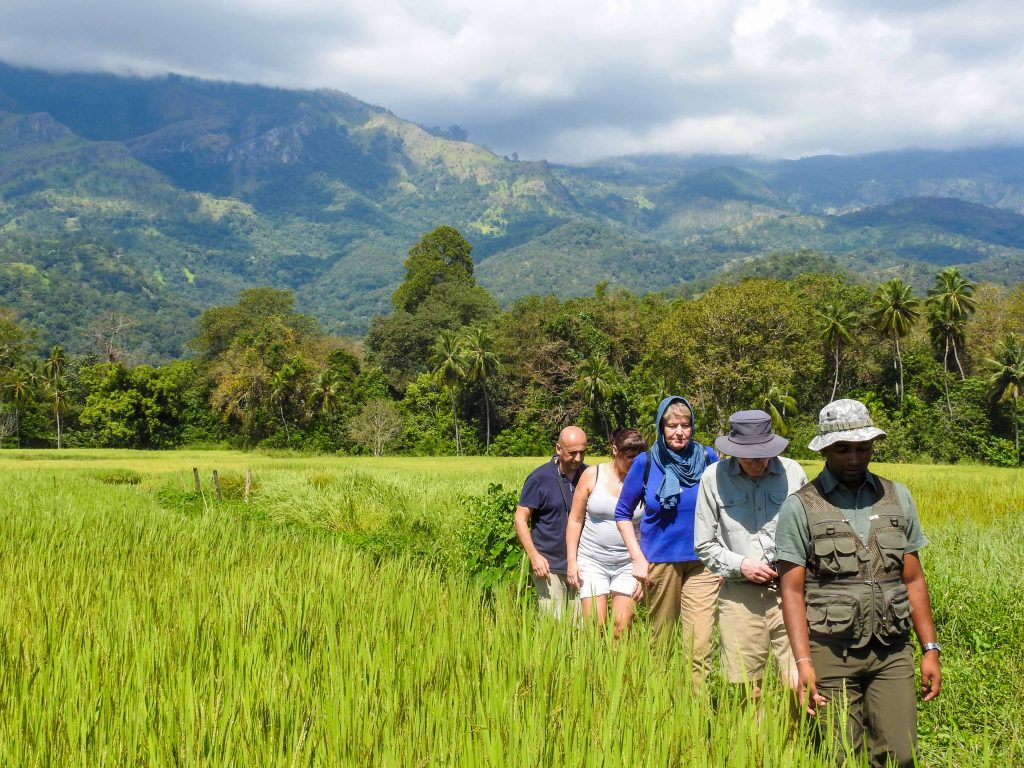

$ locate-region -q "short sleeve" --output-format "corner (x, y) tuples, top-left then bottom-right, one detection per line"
(895, 482), (928, 553)
(518, 469), (544, 510)
(774, 494), (811, 566)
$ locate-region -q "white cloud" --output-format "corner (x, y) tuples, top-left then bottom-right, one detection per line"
(0, 0), (1022, 161)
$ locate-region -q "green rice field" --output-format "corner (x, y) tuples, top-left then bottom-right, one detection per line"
(0, 450), (1021, 766)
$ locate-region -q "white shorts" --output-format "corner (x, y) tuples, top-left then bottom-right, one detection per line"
(576, 554), (636, 599)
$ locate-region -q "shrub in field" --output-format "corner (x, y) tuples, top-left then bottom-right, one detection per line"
(487, 425), (551, 456)
(453, 483), (523, 588)
(95, 469), (142, 485)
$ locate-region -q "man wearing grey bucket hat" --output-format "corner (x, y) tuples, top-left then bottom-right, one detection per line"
(775, 399), (941, 768)
(694, 410), (808, 698)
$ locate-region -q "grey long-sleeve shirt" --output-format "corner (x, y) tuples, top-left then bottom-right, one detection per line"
(694, 456), (808, 580)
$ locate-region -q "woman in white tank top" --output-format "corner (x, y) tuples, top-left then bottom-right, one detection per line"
(566, 428), (647, 638)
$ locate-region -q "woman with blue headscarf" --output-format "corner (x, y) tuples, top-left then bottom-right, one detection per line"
(615, 396), (720, 686)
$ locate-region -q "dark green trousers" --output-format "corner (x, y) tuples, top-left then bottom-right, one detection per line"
(810, 638), (917, 768)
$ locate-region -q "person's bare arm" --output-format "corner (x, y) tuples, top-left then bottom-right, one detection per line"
(903, 551), (942, 701)
(616, 520), (648, 599)
(514, 504), (548, 578)
(565, 467), (596, 588)
(780, 562), (826, 715)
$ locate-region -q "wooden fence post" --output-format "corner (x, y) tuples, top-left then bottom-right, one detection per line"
(244, 469), (252, 503)
(192, 467), (201, 492)
(212, 470), (222, 501)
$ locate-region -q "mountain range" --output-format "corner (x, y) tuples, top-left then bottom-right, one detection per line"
(3, 61), (1024, 359)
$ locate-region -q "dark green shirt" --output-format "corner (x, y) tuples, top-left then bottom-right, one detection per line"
(775, 466), (927, 566)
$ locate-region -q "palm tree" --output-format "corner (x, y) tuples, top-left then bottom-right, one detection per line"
(430, 330), (468, 455)
(309, 369), (343, 419)
(927, 303), (965, 417)
(871, 278), (921, 403)
(753, 385), (798, 437)
(4, 364), (39, 447)
(460, 326), (500, 451)
(986, 333), (1024, 460)
(576, 357), (615, 442)
(926, 267), (976, 380)
(44, 346), (68, 448)
(817, 302), (856, 401)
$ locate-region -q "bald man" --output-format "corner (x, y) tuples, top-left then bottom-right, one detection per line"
(514, 426), (588, 617)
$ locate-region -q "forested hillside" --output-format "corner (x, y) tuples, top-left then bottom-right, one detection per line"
(5, 62), (1024, 357)
(3, 226), (1022, 468)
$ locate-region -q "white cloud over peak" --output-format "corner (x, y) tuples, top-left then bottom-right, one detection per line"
(0, 0), (1021, 162)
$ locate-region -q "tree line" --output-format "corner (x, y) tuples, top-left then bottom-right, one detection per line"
(2, 225), (1023, 464)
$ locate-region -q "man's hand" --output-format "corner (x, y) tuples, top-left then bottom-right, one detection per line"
(920, 652), (942, 701)
(529, 552), (550, 579)
(740, 557), (779, 585)
(796, 660), (827, 716)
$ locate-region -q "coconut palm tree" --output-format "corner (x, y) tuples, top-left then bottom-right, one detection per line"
(927, 303), (966, 417)
(871, 278), (921, 403)
(460, 326), (500, 450)
(430, 330), (468, 454)
(309, 369), (343, 419)
(926, 267), (976, 380)
(44, 346), (68, 448)
(817, 302), (856, 401)
(4, 364), (39, 447)
(986, 333), (1024, 460)
(576, 357), (615, 443)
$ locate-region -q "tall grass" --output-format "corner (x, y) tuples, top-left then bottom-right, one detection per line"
(0, 454), (1020, 765)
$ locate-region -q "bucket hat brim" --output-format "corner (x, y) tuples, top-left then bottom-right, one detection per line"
(714, 433), (789, 459)
(807, 426), (886, 452)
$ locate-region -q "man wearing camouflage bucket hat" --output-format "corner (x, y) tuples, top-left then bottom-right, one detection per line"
(775, 399), (941, 768)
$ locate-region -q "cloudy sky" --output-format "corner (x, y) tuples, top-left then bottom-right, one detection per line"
(1, 0), (1022, 163)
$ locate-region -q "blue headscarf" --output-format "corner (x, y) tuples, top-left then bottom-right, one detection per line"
(652, 396), (708, 511)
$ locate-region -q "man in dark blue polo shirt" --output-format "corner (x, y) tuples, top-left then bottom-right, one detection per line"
(514, 426), (588, 617)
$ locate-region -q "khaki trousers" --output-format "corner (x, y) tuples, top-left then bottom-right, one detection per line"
(646, 561), (720, 686)
(718, 580), (795, 685)
(810, 638), (917, 768)
(531, 572), (577, 619)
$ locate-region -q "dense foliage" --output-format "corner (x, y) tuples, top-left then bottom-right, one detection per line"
(2, 226), (1023, 464)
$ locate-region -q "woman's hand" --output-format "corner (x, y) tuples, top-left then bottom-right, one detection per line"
(567, 561), (582, 589)
(631, 556), (650, 588)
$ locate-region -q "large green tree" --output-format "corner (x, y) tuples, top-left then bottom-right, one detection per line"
(195, 289), (327, 445)
(392, 226), (476, 314)
(648, 279), (819, 433)
(367, 227), (497, 390)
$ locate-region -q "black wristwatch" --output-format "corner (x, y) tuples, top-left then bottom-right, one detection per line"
(921, 642), (941, 655)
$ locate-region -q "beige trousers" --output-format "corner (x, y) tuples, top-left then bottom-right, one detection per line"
(646, 561), (720, 686)
(718, 579), (796, 685)
(531, 572), (577, 619)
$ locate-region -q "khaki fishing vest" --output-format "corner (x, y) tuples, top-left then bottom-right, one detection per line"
(795, 476), (914, 649)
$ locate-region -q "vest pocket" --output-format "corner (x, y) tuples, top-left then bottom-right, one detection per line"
(874, 529), (907, 572)
(812, 536), (861, 576)
(806, 594), (861, 640)
(881, 583), (913, 638)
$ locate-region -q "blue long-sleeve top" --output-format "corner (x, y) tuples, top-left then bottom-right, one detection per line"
(614, 448), (718, 563)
